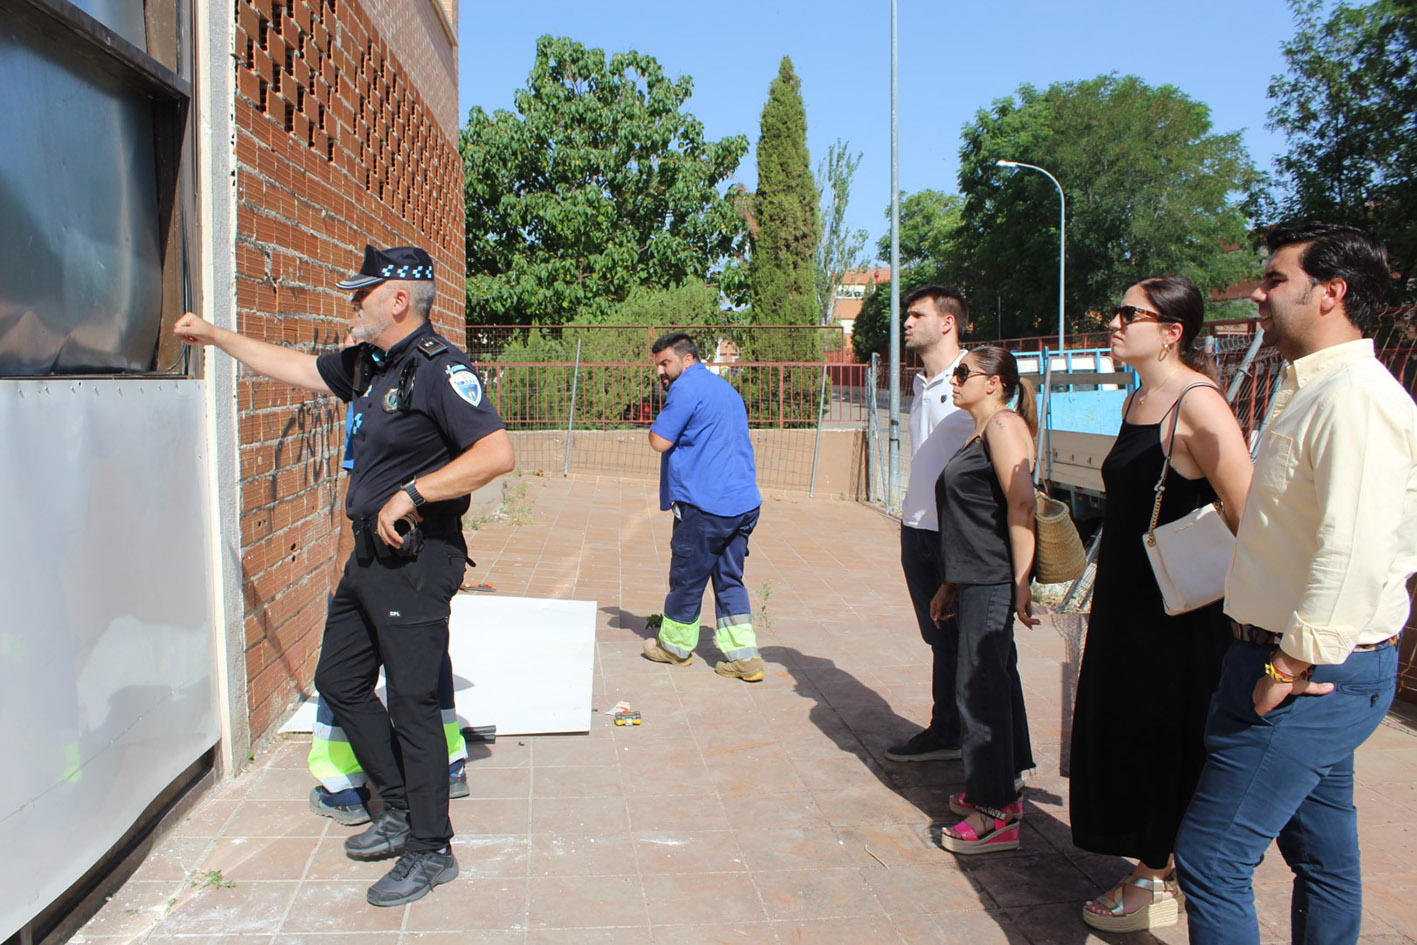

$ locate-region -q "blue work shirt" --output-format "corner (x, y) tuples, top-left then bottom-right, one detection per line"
(651, 362), (761, 516)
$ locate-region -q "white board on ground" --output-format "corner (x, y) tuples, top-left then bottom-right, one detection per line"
(280, 595), (596, 736)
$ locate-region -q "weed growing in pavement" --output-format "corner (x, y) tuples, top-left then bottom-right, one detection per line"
(466, 475), (534, 530)
(189, 870), (234, 890)
(757, 581), (774, 633)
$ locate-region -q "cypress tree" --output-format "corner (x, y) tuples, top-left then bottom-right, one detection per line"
(750, 57), (820, 329)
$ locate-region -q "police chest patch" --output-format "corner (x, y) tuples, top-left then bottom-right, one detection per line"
(448, 366), (482, 406)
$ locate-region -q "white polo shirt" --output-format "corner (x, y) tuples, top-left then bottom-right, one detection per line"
(901, 352), (974, 531)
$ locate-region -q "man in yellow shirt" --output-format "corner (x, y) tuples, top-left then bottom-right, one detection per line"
(1174, 223), (1417, 945)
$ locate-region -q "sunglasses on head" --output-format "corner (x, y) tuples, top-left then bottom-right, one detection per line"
(952, 363), (991, 384)
(1113, 304), (1176, 326)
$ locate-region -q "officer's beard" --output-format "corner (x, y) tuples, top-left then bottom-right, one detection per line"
(351, 310), (392, 345)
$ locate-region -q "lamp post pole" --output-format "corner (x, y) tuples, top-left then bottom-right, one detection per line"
(997, 160), (1065, 351)
(887, 0), (901, 509)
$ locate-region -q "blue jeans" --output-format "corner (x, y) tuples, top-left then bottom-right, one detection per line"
(1174, 639), (1397, 945)
(899, 525), (960, 746)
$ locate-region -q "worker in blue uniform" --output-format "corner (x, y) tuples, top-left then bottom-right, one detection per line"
(642, 332), (765, 682)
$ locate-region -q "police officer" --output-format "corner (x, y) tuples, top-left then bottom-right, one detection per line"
(175, 244), (513, 907)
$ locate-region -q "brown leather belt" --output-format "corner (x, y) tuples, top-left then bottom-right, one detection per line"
(1230, 621), (1399, 652)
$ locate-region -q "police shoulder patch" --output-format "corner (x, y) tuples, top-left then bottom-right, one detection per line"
(447, 365), (482, 406)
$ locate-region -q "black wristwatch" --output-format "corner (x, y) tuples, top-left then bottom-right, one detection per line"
(402, 479), (426, 509)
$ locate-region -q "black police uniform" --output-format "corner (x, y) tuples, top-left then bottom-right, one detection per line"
(312, 319), (504, 854)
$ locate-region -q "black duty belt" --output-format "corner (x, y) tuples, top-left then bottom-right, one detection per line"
(350, 515), (460, 560)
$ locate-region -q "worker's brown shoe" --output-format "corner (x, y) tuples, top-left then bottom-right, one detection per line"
(642, 638), (692, 666)
(714, 657), (765, 682)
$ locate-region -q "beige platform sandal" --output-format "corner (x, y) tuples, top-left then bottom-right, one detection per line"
(1081, 873), (1184, 932)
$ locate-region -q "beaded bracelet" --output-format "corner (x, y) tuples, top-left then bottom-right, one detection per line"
(1263, 660), (1299, 684)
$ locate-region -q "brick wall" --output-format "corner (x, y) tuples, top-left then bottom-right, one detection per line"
(232, 0), (464, 739)
(362, 0), (459, 137)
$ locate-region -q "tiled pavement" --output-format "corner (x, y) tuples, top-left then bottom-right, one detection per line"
(72, 475), (1417, 944)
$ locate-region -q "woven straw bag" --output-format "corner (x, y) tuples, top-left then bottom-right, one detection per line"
(1033, 490), (1087, 584)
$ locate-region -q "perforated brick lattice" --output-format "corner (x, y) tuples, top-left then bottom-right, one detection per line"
(234, 0), (460, 243)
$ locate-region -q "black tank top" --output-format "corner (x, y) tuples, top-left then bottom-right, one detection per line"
(936, 434), (1015, 585)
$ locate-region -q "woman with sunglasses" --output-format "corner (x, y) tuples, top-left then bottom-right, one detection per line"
(1070, 276), (1252, 931)
(928, 346), (1039, 854)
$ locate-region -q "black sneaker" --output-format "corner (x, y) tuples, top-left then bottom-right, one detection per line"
(885, 730), (963, 762)
(344, 808), (411, 861)
(309, 786), (371, 826)
(449, 762), (469, 800)
(366, 848), (459, 907)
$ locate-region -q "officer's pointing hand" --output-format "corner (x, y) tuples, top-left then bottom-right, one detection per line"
(377, 488), (421, 549)
(174, 312), (216, 345)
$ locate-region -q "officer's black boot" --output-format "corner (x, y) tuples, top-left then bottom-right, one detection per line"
(366, 847), (459, 906)
(344, 807), (411, 861)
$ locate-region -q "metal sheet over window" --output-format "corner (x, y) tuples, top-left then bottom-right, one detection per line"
(0, 19), (164, 375)
(0, 380), (218, 940)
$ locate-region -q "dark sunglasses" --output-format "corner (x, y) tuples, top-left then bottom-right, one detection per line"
(952, 363), (991, 384)
(1113, 304), (1177, 326)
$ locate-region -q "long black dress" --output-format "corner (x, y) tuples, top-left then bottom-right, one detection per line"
(1068, 412), (1232, 870)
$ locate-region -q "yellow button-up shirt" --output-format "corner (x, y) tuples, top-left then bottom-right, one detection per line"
(1225, 338), (1417, 665)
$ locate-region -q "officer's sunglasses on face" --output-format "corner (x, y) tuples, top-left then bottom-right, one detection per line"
(1113, 304), (1179, 327)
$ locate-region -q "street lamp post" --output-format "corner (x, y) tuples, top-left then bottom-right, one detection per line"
(997, 160), (1066, 351)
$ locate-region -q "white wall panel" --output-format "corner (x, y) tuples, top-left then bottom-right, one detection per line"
(0, 379), (218, 940)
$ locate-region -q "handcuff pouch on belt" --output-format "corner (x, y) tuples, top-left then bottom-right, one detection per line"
(352, 516), (423, 560)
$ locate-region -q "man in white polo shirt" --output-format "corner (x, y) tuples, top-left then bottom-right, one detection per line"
(1174, 222), (1417, 945)
(886, 285), (976, 762)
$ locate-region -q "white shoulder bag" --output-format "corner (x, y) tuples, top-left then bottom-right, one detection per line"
(1142, 383), (1236, 616)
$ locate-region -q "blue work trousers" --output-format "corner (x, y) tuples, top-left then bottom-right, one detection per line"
(659, 502), (760, 661)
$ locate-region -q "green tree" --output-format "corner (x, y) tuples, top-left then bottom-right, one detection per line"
(461, 36), (749, 325)
(1268, 0), (1417, 300)
(815, 140), (870, 326)
(954, 75), (1262, 335)
(750, 57), (821, 334)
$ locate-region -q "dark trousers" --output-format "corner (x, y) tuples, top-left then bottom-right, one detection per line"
(313, 533), (466, 853)
(1174, 640), (1397, 945)
(955, 582), (1034, 809)
(899, 525), (960, 746)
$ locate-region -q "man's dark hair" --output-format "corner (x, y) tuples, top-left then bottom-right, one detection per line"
(1265, 222), (1390, 331)
(903, 284), (969, 328)
(651, 332), (700, 359)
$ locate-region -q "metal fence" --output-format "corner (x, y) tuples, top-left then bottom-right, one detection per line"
(475, 324), (872, 493)
(474, 311), (1417, 500)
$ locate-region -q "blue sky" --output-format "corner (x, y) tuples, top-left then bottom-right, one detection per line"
(458, 1), (1299, 254)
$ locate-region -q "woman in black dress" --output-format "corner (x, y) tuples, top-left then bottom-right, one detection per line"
(1070, 276), (1252, 931)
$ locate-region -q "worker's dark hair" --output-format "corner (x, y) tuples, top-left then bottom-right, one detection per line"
(903, 284), (969, 330)
(1265, 221), (1391, 332)
(651, 332), (700, 360)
